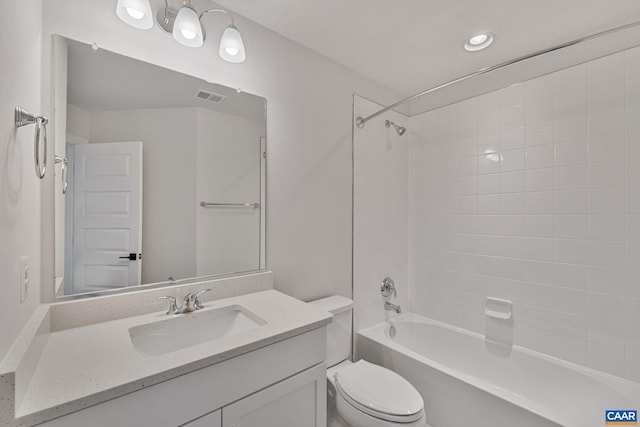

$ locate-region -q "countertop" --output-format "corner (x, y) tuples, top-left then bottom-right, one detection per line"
(7, 289), (331, 426)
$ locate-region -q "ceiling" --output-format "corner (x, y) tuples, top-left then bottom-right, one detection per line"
(214, 0), (640, 108)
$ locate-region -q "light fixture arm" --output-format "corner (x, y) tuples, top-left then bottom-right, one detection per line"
(199, 8), (234, 26)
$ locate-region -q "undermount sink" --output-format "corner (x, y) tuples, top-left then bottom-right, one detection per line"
(129, 305), (267, 356)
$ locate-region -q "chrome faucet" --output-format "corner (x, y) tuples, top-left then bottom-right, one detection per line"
(159, 288), (211, 315)
(384, 301), (401, 314)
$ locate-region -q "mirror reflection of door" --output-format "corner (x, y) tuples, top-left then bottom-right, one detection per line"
(65, 141), (143, 295)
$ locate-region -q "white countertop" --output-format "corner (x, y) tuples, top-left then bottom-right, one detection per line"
(7, 289), (331, 426)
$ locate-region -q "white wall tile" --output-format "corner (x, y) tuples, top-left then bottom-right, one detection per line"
(589, 133), (625, 164)
(555, 215), (587, 239)
(555, 190), (587, 214)
(526, 145), (555, 169)
(555, 139), (587, 166)
(556, 287), (588, 314)
(589, 188), (625, 214)
(588, 215), (625, 241)
(588, 107), (625, 137)
(555, 239), (587, 265)
(405, 48), (640, 381)
(588, 79), (625, 112)
(555, 89), (587, 119)
(587, 52), (625, 86)
(526, 215), (554, 238)
(556, 164), (587, 190)
(500, 148), (525, 172)
(588, 342), (625, 377)
(625, 46), (640, 77)
(554, 311), (588, 339)
(526, 191), (555, 214)
(587, 292), (625, 323)
(555, 115), (587, 142)
(525, 121), (554, 146)
(556, 263), (587, 290)
(500, 171), (525, 193)
(555, 64), (587, 94)
(588, 240), (626, 268)
(526, 168), (554, 192)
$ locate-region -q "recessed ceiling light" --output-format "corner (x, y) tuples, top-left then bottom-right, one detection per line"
(464, 33), (495, 52)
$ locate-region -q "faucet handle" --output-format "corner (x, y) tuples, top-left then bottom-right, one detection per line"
(381, 277), (396, 298)
(194, 288), (211, 309)
(159, 296), (179, 315)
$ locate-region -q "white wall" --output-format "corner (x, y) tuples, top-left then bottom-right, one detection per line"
(196, 108), (263, 277)
(41, 0), (402, 305)
(353, 96), (409, 337)
(89, 107), (198, 284)
(410, 47), (640, 381)
(0, 0), (43, 360)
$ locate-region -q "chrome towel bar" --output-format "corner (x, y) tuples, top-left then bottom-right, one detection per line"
(200, 201), (260, 208)
(15, 106), (48, 179)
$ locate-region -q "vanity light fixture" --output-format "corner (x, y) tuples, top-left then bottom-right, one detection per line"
(116, 0), (246, 63)
(116, 0), (154, 29)
(464, 32), (495, 52)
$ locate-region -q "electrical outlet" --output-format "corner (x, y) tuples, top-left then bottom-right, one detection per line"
(20, 256), (29, 303)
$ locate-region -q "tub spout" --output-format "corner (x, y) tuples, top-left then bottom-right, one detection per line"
(385, 301), (401, 314)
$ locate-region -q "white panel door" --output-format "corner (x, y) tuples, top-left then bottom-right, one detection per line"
(72, 141), (142, 294)
(222, 364), (326, 427)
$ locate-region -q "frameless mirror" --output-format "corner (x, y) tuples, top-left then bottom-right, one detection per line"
(53, 36), (266, 298)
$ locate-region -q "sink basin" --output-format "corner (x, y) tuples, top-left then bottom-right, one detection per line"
(129, 305), (267, 356)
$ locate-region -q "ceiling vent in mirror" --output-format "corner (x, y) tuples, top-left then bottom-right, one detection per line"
(195, 90), (226, 103)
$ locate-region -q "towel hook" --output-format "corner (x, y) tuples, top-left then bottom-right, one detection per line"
(15, 106), (48, 179)
(55, 155), (68, 194)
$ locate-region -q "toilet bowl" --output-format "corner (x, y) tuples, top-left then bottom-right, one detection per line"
(309, 296), (428, 427)
(328, 360), (427, 427)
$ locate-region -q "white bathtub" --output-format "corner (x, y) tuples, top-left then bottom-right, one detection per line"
(357, 313), (640, 427)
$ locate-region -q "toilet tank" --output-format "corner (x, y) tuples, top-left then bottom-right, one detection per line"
(308, 295), (353, 367)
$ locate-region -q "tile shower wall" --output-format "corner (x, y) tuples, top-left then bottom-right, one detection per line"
(410, 47), (640, 381)
(353, 95), (410, 336)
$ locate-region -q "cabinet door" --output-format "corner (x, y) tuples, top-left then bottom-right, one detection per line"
(184, 409), (222, 427)
(222, 364), (326, 427)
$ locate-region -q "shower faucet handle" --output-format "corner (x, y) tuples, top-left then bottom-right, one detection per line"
(380, 277), (397, 298)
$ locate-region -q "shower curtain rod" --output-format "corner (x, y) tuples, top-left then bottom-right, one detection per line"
(355, 19), (640, 129)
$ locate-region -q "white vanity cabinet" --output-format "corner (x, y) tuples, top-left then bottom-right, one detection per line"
(222, 363), (326, 427)
(37, 328), (327, 427)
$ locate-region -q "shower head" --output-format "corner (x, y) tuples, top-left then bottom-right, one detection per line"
(385, 120), (406, 136)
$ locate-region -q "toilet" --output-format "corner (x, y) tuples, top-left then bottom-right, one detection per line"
(309, 296), (428, 427)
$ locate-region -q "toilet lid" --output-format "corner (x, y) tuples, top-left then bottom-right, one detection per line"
(334, 360), (424, 422)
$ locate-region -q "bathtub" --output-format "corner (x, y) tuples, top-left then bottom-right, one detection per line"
(357, 313), (640, 427)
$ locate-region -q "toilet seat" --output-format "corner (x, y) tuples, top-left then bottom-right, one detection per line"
(334, 360), (424, 423)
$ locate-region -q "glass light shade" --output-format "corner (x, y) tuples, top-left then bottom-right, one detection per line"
(219, 25), (246, 63)
(173, 6), (204, 47)
(115, 0), (153, 30)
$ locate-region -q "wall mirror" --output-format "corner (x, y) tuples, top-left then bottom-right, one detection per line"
(53, 36), (266, 298)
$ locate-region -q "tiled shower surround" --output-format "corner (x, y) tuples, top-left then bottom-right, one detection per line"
(354, 46), (640, 381)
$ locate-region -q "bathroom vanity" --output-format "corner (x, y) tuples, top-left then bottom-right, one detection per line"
(0, 272), (331, 427)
